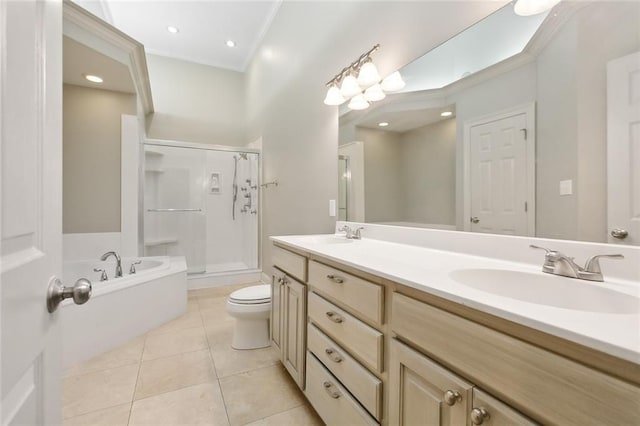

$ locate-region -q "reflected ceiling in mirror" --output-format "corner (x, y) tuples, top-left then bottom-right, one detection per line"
(338, 1), (640, 246)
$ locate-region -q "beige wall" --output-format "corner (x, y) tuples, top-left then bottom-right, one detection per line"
(63, 84), (136, 233)
(146, 55), (246, 146)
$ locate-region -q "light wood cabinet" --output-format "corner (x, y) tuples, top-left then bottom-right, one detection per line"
(270, 271), (284, 353)
(470, 389), (537, 426)
(282, 275), (306, 389)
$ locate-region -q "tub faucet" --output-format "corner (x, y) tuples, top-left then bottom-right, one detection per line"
(100, 251), (123, 278)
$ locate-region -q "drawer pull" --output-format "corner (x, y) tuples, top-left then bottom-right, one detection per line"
(326, 274), (344, 283)
(470, 407), (490, 425)
(443, 390), (462, 406)
(325, 348), (343, 363)
(323, 381), (341, 399)
(326, 311), (344, 323)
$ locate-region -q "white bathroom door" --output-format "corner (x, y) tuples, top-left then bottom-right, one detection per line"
(607, 51), (640, 245)
(468, 110), (533, 236)
(1, 1), (64, 424)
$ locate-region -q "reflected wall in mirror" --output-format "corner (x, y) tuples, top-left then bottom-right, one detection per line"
(339, 1), (640, 245)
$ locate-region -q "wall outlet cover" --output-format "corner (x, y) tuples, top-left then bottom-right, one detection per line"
(329, 199), (336, 217)
(559, 179), (573, 196)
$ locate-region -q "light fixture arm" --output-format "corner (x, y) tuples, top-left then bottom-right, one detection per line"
(326, 44), (380, 86)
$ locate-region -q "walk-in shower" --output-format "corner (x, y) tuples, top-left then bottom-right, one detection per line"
(143, 140), (259, 286)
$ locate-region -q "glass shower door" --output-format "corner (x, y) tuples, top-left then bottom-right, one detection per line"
(144, 145), (206, 274)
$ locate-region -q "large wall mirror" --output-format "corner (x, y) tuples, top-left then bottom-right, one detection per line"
(339, 1), (639, 245)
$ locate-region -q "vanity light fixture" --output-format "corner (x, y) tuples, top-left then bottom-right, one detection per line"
(514, 0), (561, 16)
(441, 111), (453, 117)
(83, 74), (103, 83)
(378, 122), (389, 127)
(167, 26), (179, 34)
(226, 40), (236, 48)
(325, 44), (406, 110)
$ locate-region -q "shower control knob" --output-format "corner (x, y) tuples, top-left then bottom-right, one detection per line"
(251, 210), (257, 215)
(46, 277), (92, 313)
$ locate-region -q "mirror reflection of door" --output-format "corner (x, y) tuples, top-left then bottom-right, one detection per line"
(338, 155), (350, 221)
(465, 104), (535, 236)
(607, 51), (640, 245)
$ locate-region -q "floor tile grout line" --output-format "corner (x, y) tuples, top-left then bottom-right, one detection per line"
(216, 357), (281, 381)
(238, 402), (307, 426)
(127, 331), (148, 425)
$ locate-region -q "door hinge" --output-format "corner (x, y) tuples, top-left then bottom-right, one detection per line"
(520, 128), (527, 140)
(525, 202), (528, 212)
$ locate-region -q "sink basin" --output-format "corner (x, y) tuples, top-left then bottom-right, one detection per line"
(449, 269), (639, 314)
(292, 235), (354, 245)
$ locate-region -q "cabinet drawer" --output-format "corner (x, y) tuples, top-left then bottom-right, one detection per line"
(471, 388), (538, 426)
(308, 260), (383, 325)
(305, 352), (378, 426)
(309, 292), (383, 373)
(392, 292), (640, 425)
(272, 244), (306, 281)
(308, 323), (382, 420)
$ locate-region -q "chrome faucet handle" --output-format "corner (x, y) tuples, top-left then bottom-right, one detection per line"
(93, 268), (108, 281)
(353, 227), (364, 239)
(338, 225), (352, 238)
(584, 254), (624, 274)
(129, 260), (143, 274)
(530, 245), (581, 277)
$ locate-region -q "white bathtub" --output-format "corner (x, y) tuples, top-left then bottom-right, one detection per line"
(60, 256), (188, 369)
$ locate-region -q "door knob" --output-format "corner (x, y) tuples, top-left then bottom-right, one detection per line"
(611, 228), (628, 239)
(470, 216), (480, 224)
(46, 277), (92, 313)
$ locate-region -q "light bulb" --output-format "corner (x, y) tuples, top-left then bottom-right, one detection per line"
(364, 84), (386, 102)
(381, 71), (405, 92)
(83, 74), (103, 83)
(340, 74), (362, 98)
(514, 0), (561, 16)
(324, 85), (346, 106)
(441, 111), (453, 117)
(348, 94), (369, 110)
(357, 61), (381, 88)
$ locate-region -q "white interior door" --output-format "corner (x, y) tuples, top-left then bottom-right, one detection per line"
(1, 1), (63, 424)
(468, 111), (531, 236)
(607, 51), (640, 245)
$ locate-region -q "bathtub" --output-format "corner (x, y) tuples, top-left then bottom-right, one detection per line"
(60, 256), (188, 369)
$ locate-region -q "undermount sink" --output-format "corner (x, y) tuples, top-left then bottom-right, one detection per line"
(293, 235), (354, 245)
(449, 269), (639, 314)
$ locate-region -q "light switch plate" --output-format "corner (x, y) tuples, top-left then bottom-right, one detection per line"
(329, 199), (336, 217)
(559, 179), (573, 196)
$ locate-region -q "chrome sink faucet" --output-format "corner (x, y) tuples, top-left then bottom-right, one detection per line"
(530, 245), (623, 282)
(100, 251), (123, 278)
(338, 225), (364, 240)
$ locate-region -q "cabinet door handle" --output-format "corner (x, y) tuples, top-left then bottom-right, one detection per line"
(326, 274), (344, 283)
(323, 381), (341, 399)
(325, 311), (344, 323)
(470, 407), (490, 425)
(325, 348), (343, 363)
(443, 390), (462, 406)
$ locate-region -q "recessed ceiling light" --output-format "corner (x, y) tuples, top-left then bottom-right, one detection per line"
(83, 74), (103, 84)
(167, 26), (179, 34)
(441, 111), (453, 117)
(378, 122), (389, 127)
(226, 40), (236, 48)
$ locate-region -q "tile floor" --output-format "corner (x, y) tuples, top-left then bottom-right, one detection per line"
(62, 283), (323, 426)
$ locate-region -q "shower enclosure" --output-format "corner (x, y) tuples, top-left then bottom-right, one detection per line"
(143, 140), (259, 278)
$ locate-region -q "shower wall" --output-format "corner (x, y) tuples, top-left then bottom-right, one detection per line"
(144, 142), (259, 275)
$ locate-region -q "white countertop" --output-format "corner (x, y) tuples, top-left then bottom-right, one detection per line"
(271, 234), (640, 364)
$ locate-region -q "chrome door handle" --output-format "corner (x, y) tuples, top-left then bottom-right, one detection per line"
(470, 216), (480, 224)
(325, 311), (344, 323)
(611, 228), (628, 239)
(46, 277), (92, 313)
(326, 274), (344, 283)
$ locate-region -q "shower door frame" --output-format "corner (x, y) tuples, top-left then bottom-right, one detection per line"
(141, 138), (262, 274)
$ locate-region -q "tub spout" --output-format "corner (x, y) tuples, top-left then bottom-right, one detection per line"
(100, 251), (123, 278)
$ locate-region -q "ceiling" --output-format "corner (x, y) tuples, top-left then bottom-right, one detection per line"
(63, 36), (136, 93)
(72, 0), (281, 72)
(357, 105), (456, 133)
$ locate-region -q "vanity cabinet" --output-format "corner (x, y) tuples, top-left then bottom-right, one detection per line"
(389, 339), (536, 426)
(271, 245), (308, 390)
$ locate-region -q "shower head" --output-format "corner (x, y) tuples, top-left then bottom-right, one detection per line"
(238, 152), (248, 160)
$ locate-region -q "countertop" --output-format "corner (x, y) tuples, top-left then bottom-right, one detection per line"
(271, 234), (640, 364)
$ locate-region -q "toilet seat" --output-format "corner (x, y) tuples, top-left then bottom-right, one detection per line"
(228, 284), (270, 305)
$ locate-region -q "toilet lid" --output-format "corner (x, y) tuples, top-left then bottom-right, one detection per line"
(229, 284), (271, 304)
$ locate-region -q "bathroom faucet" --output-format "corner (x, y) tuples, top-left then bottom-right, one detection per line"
(530, 245), (623, 282)
(338, 225), (364, 240)
(100, 251), (123, 278)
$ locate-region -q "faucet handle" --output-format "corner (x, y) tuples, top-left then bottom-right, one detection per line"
(93, 268), (108, 281)
(584, 254), (624, 273)
(529, 245), (552, 253)
(129, 260), (143, 274)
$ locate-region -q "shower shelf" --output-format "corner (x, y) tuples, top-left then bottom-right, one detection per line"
(144, 238), (178, 247)
(145, 150), (164, 157)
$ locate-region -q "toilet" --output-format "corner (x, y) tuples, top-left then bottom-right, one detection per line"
(226, 284), (271, 350)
